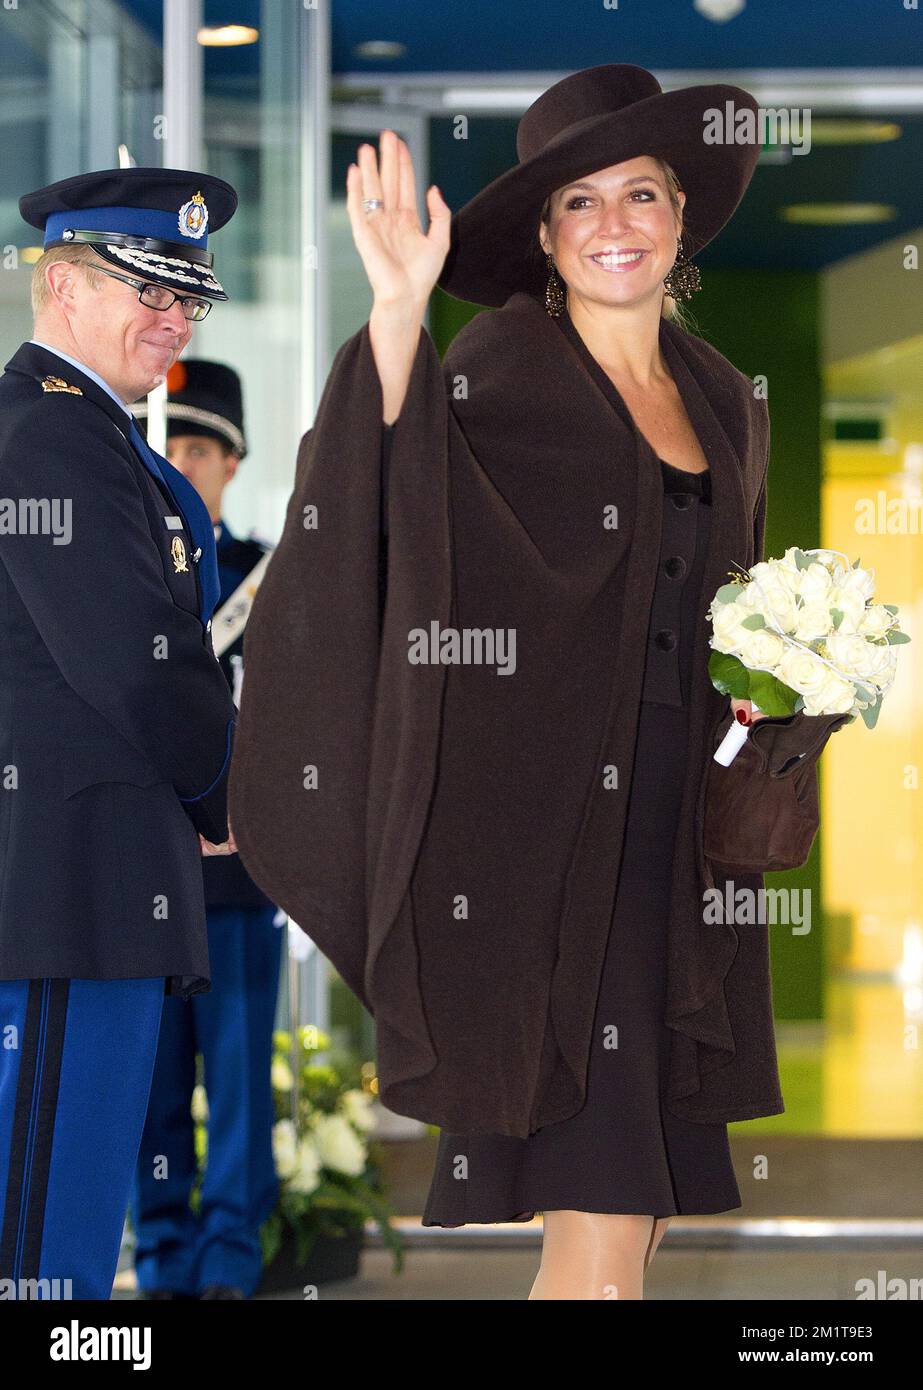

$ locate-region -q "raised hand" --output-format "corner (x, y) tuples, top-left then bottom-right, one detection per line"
(346, 129), (451, 313)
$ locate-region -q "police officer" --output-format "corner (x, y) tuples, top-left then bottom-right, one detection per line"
(129, 362), (283, 1301)
(0, 168), (240, 1300)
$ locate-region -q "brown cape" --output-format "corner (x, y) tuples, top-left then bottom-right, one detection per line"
(230, 289), (784, 1138)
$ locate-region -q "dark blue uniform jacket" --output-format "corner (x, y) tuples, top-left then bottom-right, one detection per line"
(0, 342), (238, 998)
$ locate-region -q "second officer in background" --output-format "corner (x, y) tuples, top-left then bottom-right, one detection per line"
(130, 360), (284, 1302)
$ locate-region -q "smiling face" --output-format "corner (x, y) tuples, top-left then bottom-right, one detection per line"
(38, 254), (195, 403)
(538, 155), (685, 314)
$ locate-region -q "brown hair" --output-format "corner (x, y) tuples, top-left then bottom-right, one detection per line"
(531, 157), (695, 331)
(31, 243), (105, 318)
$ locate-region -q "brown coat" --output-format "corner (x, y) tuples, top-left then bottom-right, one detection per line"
(230, 289), (785, 1138)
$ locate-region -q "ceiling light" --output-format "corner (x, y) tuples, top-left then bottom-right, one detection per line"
(197, 25), (259, 47)
(807, 120), (902, 145)
(354, 41), (406, 60)
(694, 0), (746, 20)
(780, 203), (897, 225)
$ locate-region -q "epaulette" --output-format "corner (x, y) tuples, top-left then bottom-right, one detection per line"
(40, 374), (83, 395)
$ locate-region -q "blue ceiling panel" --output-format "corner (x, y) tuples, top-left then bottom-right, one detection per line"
(9, 3), (918, 269)
(332, 0), (917, 73)
(124, 1), (919, 75)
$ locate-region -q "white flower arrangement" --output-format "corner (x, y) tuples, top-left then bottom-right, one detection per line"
(271, 1118), (324, 1195)
(707, 546), (909, 728)
(259, 1028), (403, 1276)
(188, 1029), (403, 1281)
(270, 1099), (374, 1194)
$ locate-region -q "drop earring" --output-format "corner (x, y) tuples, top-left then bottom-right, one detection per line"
(663, 233), (701, 301)
(544, 252), (566, 317)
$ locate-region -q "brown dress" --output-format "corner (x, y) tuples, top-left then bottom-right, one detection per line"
(377, 430), (743, 1225)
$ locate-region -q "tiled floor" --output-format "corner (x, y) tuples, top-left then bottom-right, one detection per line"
(234, 1244), (923, 1301)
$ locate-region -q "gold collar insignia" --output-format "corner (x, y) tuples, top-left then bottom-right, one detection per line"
(41, 375), (83, 395)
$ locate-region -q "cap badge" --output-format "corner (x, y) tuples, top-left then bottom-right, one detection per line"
(41, 374), (82, 395)
(171, 536), (189, 573)
(178, 190), (208, 240)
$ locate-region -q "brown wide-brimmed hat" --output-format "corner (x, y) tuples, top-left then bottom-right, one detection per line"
(437, 63), (761, 308)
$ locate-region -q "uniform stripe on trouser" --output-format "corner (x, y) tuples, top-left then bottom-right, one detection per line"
(0, 976), (165, 1298)
(0, 979), (68, 1280)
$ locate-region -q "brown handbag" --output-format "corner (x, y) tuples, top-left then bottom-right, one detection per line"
(704, 708), (853, 875)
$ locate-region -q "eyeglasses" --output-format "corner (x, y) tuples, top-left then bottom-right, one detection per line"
(89, 263), (212, 321)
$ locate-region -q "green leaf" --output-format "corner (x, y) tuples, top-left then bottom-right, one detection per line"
(883, 604), (898, 614)
(715, 583), (742, 603)
(830, 608), (844, 629)
(886, 630), (910, 644)
(708, 650), (751, 697)
(853, 556), (861, 568)
(740, 613), (766, 630)
(793, 549), (812, 570)
(747, 669), (800, 716)
(860, 698), (882, 729)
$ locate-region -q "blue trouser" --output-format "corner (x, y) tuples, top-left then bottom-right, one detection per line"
(130, 904), (283, 1297)
(0, 976), (165, 1299)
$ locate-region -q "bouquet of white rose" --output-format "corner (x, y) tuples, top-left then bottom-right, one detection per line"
(708, 546), (909, 765)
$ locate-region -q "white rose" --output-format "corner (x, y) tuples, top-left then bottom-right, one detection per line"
(736, 627), (786, 671)
(826, 585), (867, 633)
(711, 600), (753, 654)
(735, 580), (765, 612)
(747, 564), (798, 631)
(777, 647), (839, 703)
(773, 547), (803, 580)
(755, 583), (798, 632)
(795, 561), (834, 604)
(857, 604), (895, 640)
(340, 1089), (377, 1133)
(311, 1112), (367, 1177)
(750, 559), (796, 594)
(790, 547), (848, 584)
(272, 1119), (298, 1179)
(288, 1137), (323, 1195)
(837, 562), (876, 602)
(802, 670), (856, 716)
(824, 631), (887, 685)
(792, 600), (835, 642)
(823, 630), (870, 676)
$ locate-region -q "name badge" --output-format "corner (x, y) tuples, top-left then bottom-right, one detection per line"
(164, 515), (184, 530)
